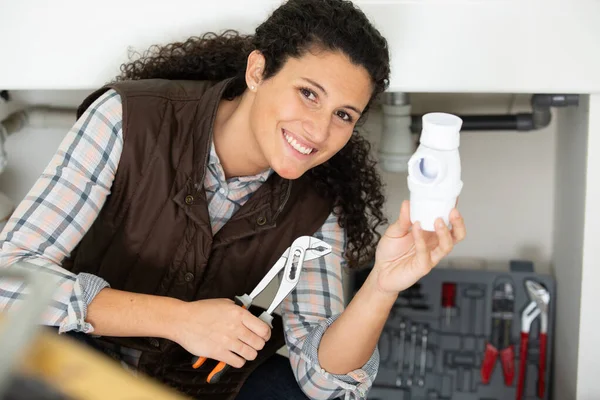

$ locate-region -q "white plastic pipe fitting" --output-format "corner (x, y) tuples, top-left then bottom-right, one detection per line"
(407, 112), (463, 231)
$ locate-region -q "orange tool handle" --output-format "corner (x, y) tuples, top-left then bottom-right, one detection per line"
(192, 356), (207, 369)
(207, 362), (231, 383)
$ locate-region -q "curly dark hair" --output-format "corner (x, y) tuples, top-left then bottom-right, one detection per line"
(116, 0), (390, 268)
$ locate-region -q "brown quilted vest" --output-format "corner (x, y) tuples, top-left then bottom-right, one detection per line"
(63, 78), (332, 399)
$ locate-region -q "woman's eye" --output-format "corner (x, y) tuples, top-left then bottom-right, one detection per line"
(336, 110), (353, 122)
(300, 88), (317, 101)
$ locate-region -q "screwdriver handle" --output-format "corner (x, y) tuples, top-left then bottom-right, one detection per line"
(441, 282), (457, 307)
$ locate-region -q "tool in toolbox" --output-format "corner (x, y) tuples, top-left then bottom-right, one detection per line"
(406, 324), (417, 387)
(417, 327), (428, 387)
(441, 282), (457, 326)
(444, 350), (477, 393)
(191, 236), (332, 383)
(516, 280), (550, 400)
(481, 281), (515, 386)
(398, 283), (430, 311)
(395, 321), (406, 387)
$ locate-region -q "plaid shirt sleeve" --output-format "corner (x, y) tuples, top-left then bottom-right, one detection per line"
(0, 89), (124, 334)
(282, 212), (379, 400)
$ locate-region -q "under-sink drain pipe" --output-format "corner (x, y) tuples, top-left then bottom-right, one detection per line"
(1, 107), (75, 135)
(0, 107), (76, 224)
(410, 94), (579, 133)
(0, 107), (75, 170)
(378, 93), (580, 173)
(378, 93), (414, 173)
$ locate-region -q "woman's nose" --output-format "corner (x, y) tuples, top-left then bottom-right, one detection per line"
(302, 113), (330, 143)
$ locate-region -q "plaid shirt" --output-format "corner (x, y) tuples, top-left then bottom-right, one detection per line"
(0, 89), (378, 399)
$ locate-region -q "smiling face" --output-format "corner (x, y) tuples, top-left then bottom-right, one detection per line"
(246, 48), (373, 179)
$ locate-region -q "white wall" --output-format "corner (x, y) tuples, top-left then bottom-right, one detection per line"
(551, 95), (588, 400)
(3, 1), (600, 93)
(576, 95), (600, 400)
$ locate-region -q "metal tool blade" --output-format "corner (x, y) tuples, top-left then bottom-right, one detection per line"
(247, 236), (331, 301)
(248, 255), (287, 301)
(265, 236), (330, 315)
(303, 237), (332, 261)
(525, 280), (549, 314)
(491, 281), (515, 349)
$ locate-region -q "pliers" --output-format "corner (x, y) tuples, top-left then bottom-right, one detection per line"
(516, 280), (550, 400)
(191, 235), (332, 383)
(481, 281), (515, 386)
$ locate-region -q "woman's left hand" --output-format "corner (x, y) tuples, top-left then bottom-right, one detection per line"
(373, 200), (466, 295)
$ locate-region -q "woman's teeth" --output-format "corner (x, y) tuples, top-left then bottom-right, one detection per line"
(284, 131), (313, 155)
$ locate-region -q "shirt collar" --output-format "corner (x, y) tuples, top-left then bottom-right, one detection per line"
(207, 140), (272, 187)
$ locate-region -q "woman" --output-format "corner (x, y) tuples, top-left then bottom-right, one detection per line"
(0, 0), (465, 399)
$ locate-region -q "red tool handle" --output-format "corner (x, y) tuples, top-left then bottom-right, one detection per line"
(500, 345), (515, 386)
(481, 342), (498, 384)
(442, 282), (457, 307)
(538, 333), (547, 398)
(517, 332), (529, 400)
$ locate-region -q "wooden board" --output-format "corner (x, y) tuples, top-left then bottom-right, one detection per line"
(13, 329), (189, 400)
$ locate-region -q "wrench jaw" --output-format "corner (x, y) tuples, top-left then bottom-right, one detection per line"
(265, 236), (332, 316)
(304, 237), (332, 260)
(521, 301), (541, 333)
(525, 280), (550, 332)
(246, 236), (332, 305)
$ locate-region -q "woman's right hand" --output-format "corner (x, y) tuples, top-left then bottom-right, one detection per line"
(169, 298), (272, 368)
